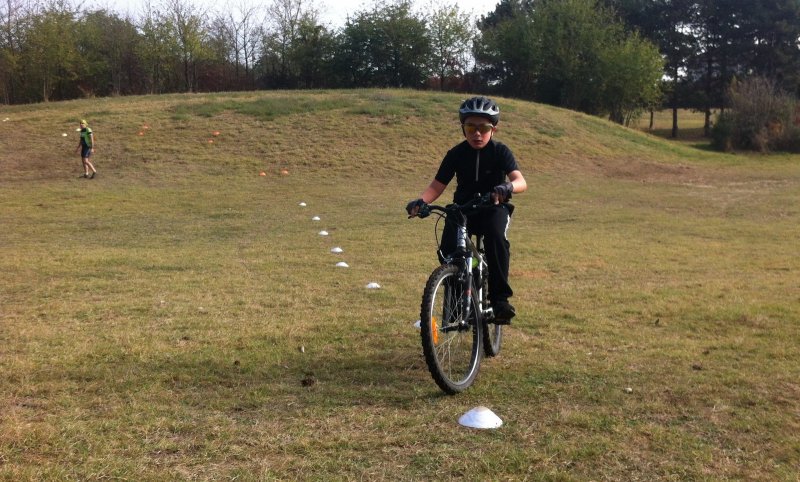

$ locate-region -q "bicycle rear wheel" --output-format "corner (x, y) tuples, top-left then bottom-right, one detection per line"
(420, 264), (482, 394)
(481, 274), (503, 357)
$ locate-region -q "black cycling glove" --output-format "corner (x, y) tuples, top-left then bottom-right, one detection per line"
(493, 182), (514, 202)
(406, 198), (426, 216)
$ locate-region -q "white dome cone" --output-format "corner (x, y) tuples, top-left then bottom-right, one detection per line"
(365, 282), (381, 289)
(318, 230), (329, 236)
(335, 261), (349, 268)
(413, 320), (421, 329)
(330, 247), (343, 253)
(458, 406), (503, 429)
(312, 216), (321, 221)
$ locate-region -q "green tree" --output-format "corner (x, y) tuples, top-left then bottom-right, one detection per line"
(138, 1), (180, 94)
(78, 10), (142, 96)
(426, 3), (474, 91)
(337, 1), (432, 88)
(0, 0), (30, 103)
(686, 0), (741, 135)
(530, 0), (615, 110)
(477, 0), (663, 123)
(740, 0), (800, 94)
(600, 33), (664, 124)
(475, 6), (535, 96)
(290, 18), (336, 88)
(652, 0), (696, 137)
(21, 0), (82, 101)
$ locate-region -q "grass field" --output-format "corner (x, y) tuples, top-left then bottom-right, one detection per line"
(1, 90), (799, 480)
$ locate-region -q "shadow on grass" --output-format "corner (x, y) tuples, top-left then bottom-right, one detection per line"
(641, 127), (720, 152)
(646, 125), (706, 139)
(689, 142), (718, 152)
(96, 342), (444, 414)
(296, 345), (449, 406)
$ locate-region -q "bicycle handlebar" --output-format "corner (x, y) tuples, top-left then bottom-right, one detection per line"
(415, 192), (495, 219)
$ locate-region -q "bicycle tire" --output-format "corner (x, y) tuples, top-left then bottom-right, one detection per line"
(420, 264), (482, 394)
(481, 273), (503, 357)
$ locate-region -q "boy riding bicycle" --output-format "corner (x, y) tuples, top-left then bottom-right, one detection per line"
(406, 96), (527, 324)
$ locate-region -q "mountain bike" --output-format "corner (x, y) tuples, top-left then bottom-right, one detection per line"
(412, 193), (503, 394)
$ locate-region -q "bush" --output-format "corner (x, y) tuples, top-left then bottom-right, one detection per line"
(711, 111), (735, 152)
(712, 76), (799, 152)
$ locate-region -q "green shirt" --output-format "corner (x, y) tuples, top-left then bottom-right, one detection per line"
(80, 127), (93, 148)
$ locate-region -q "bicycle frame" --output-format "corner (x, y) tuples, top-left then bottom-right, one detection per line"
(425, 195), (494, 327)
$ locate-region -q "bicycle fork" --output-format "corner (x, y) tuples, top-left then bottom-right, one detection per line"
(455, 224), (476, 329)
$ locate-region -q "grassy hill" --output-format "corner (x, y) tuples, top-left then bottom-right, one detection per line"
(1, 90), (799, 480)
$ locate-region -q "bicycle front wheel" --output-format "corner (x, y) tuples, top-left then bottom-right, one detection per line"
(420, 264), (482, 394)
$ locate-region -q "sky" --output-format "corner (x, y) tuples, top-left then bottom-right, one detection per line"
(90, 0), (500, 28)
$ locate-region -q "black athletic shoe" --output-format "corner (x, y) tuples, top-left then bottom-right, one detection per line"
(492, 300), (516, 325)
(90, 172), (96, 179)
(79, 173), (88, 178)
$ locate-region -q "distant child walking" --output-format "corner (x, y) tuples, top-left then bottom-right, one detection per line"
(76, 119), (97, 179)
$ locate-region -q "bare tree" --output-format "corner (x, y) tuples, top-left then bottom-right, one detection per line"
(262, 0), (318, 86)
(165, 0), (206, 92)
(237, 2), (260, 87)
(226, 1), (259, 87)
(138, 0), (177, 94)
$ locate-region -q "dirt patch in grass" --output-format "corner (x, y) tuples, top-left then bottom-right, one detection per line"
(587, 156), (697, 183)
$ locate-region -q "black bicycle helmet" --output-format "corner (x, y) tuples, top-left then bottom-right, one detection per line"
(458, 96), (500, 125)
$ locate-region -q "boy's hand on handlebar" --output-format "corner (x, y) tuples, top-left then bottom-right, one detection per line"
(406, 198), (427, 217)
(492, 182), (514, 204)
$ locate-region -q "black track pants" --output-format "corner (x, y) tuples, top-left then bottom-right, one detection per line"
(440, 203), (513, 303)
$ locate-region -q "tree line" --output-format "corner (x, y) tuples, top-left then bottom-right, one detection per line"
(1, 0), (474, 102)
(605, 0), (800, 136)
(2, 0), (800, 132)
